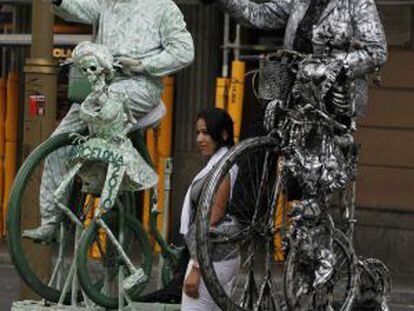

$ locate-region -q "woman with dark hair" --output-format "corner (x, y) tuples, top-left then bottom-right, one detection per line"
(180, 107), (239, 310)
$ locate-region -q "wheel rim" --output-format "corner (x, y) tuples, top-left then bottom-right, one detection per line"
(196, 137), (284, 311)
(77, 203), (152, 309)
(284, 229), (357, 311)
(7, 133), (80, 303)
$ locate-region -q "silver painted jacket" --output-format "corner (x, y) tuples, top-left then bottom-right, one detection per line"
(218, 0), (387, 115)
(54, 0), (195, 78)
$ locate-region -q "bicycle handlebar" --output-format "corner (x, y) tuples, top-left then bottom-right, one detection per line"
(239, 55), (264, 62)
(240, 49), (310, 63)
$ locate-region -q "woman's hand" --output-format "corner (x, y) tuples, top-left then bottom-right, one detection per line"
(183, 265), (201, 299)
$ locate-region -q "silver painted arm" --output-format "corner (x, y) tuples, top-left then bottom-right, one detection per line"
(337, 0), (387, 78)
(217, 0), (292, 30)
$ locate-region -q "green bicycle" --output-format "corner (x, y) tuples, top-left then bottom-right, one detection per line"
(7, 45), (184, 309)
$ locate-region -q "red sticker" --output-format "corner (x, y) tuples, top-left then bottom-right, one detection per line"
(29, 94), (46, 117)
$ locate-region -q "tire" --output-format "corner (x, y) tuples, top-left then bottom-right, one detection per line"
(284, 228), (358, 311)
(356, 257), (391, 309)
(77, 208), (152, 309)
(6, 132), (149, 305)
(361, 258), (391, 297)
(196, 136), (283, 311)
(7, 133), (80, 302)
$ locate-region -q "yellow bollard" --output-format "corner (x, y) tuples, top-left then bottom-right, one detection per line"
(143, 129), (158, 231)
(0, 77), (6, 155)
(143, 77), (174, 248)
(2, 142), (16, 235)
(215, 77), (230, 110)
(5, 71), (18, 142)
(274, 196), (293, 261)
(2, 71), (19, 235)
(0, 77), (6, 235)
(227, 61), (246, 143)
(155, 77), (174, 251)
(82, 197), (107, 260)
(158, 77), (174, 158)
(274, 192), (287, 261)
(154, 158), (165, 253)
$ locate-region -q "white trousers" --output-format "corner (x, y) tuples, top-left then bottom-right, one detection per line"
(181, 257), (240, 311)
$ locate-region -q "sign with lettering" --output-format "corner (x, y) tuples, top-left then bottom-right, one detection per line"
(29, 94), (46, 117)
(53, 48), (73, 60)
(69, 144), (124, 166)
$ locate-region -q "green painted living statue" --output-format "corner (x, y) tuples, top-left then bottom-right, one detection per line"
(23, 0), (194, 241)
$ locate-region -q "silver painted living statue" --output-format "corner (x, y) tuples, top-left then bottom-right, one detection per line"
(215, 0), (387, 116)
(23, 0), (194, 241)
(206, 0), (388, 310)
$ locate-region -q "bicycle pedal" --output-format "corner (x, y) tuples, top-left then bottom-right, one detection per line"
(22, 234), (55, 245)
(122, 268), (148, 292)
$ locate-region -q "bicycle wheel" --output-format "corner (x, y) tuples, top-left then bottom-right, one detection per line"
(284, 228), (358, 311)
(7, 133), (83, 302)
(77, 203), (152, 309)
(196, 136), (284, 310)
(356, 257), (391, 309)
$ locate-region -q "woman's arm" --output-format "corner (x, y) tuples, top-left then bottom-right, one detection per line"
(184, 174), (231, 261)
(183, 175), (231, 299)
(210, 175), (231, 226)
(217, 0), (292, 30)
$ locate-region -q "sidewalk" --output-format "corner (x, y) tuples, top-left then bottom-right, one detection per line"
(1, 238), (413, 310)
(0, 239), (20, 311)
(0, 238), (11, 265)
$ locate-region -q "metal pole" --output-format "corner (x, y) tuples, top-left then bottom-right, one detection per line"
(234, 23), (241, 60)
(222, 14), (230, 78)
(20, 0), (58, 300)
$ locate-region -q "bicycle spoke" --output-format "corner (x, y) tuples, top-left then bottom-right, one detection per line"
(240, 270), (259, 309)
(210, 226), (252, 245)
(255, 274), (279, 311)
(48, 225), (68, 289)
(196, 137), (283, 311)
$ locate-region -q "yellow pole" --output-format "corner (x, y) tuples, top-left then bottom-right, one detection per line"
(5, 71), (18, 142)
(215, 77), (230, 109)
(143, 77), (174, 250)
(3, 71), (19, 235)
(227, 60), (245, 143)
(155, 77), (174, 252)
(274, 193), (287, 261)
(83, 197), (106, 259)
(157, 77), (174, 158)
(0, 77), (6, 236)
(274, 195), (294, 261)
(3, 142), (16, 235)
(143, 129), (158, 231)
